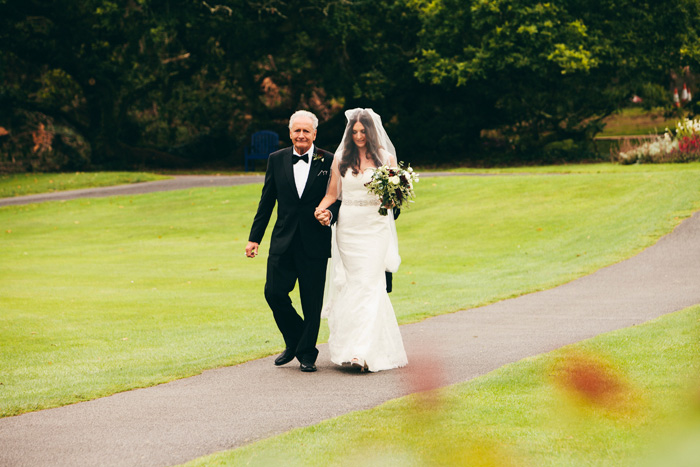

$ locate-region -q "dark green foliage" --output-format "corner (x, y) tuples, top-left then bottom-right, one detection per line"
(2, 0), (700, 171)
(410, 0), (700, 162)
(0, 0), (264, 170)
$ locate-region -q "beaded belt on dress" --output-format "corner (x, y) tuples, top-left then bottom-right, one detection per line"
(342, 198), (381, 206)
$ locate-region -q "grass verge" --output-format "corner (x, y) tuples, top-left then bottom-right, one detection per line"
(0, 172), (169, 198)
(1, 163), (700, 417)
(444, 161), (700, 174)
(185, 305), (700, 466)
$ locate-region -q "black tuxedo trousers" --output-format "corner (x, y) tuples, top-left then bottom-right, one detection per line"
(265, 229), (327, 364)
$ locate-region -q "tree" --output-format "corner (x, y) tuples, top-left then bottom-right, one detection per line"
(0, 0), (273, 169)
(409, 0), (700, 161)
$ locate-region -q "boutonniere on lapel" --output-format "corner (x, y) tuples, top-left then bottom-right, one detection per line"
(312, 152), (324, 163)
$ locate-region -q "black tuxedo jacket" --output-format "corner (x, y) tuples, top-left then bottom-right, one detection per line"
(249, 146), (339, 259)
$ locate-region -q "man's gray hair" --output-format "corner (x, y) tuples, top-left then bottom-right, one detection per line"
(289, 110), (319, 130)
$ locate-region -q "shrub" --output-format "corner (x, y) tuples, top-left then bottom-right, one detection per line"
(616, 118), (700, 164)
(0, 111), (91, 173)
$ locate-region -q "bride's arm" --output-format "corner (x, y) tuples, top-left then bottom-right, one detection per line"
(316, 165), (339, 211)
(315, 164), (340, 225)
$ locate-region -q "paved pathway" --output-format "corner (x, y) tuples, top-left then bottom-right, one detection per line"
(1, 178), (699, 466)
(0, 172), (483, 207)
(0, 175), (265, 207)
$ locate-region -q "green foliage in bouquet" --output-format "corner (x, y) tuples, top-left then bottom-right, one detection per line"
(364, 163), (419, 215)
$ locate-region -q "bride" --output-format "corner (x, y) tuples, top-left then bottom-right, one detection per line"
(314, 108), (408, 372)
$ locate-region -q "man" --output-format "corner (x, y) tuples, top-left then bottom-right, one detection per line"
(246, 110), (339, 373)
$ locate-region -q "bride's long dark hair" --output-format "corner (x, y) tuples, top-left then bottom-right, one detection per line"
(339, 110), (383, 176)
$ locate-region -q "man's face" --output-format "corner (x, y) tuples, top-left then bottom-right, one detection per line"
(289, 116), (317, 155)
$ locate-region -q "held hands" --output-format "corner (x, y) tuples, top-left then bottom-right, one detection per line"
(314, 207), (331, 226)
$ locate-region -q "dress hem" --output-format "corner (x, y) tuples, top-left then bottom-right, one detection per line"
(331, 357), (408, 373)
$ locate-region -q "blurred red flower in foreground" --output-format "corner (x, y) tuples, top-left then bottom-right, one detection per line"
(554, 351), (629, 408)
(404, 353), (446, 412)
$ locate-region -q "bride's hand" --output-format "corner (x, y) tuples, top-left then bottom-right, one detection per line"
(315, 207), (331, 226)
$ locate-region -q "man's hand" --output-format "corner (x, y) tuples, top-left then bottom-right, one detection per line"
(246, 241), (259, 258)
(314, 208), (331, 226)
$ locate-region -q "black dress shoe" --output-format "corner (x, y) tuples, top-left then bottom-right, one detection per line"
(274, 348), (295, 366)
(300, 362), (317, 372)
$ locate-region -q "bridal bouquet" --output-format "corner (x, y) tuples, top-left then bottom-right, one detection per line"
(365, 163), (419, 216)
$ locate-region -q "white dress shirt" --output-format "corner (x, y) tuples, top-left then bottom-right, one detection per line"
(293, 144), (314, 198)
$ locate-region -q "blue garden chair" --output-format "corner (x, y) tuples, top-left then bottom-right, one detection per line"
(244, 130), (279, 171)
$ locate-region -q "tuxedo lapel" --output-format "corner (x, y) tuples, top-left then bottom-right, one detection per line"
(300, 157), (322, 200)
(282, 148), (297, 197)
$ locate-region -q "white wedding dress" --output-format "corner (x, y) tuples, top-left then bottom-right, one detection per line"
(324, 168), (408, 372)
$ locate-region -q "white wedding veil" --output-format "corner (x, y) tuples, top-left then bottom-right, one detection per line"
(334, 108), (396, 165)
(322, 108), (401, 317)
(327, 108), (397, 200)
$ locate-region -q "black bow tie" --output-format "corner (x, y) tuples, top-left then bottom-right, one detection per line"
(293, 153), (309, 164)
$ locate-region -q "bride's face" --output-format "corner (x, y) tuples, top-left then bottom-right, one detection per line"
(352, 121), (366, 149)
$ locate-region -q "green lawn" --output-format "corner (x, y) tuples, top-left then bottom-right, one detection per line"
(185, 304), (700, 466)
(0, 172), (169, 198)
(445, 162), (699, 174)
(1, 163), (700, 419)
(598, 107), (680, 137)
